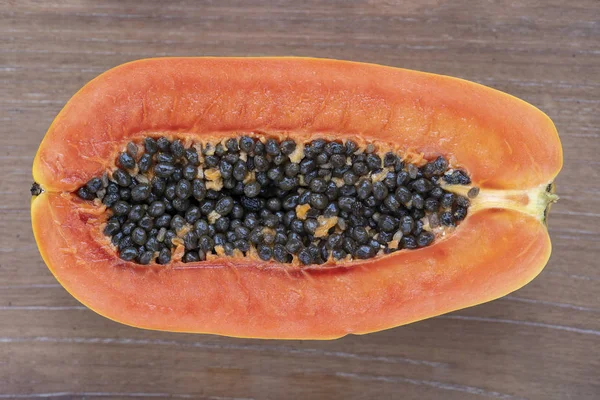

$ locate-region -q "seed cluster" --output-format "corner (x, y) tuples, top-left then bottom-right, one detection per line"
(75, 136), (474, 265)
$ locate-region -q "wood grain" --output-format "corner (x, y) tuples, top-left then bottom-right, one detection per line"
(1, 0), (598, 399)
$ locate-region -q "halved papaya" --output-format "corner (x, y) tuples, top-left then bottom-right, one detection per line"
(31, 58), (562, 339)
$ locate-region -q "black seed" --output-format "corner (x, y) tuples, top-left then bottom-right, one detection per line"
(104, 220), (120, 236)
(85, 177), (103, 193)
(384, 152), (398, 167)
(424, 197), (439, 211)
(121, 221), (136, 235)
(467, 187), (480, 199)
(383, 172), (397, 190)
(130, 183), (150, 202)
(149, 177), (165, 196)
(267, 166), (284, 182)
(329, 154), (345, 169)
(144, 137), (158, 154)
(412, 194), (424, 209)
(182, 251), (199, 263)
(173, 179), (190, 199)
(344, 140), (358, 154)
(111, 232), (123, 246)
(191, 179), (207, 201)
(343, 237), (356, 254)
(156, 137), (170, 152)
(185, 148), (200, 165)
(132, 227), (148, 245)
(77, 186), (95, 200)
(243, 182), (260, 198)
(157, 248), (171, 264)
(231, 238), (248, 252)
(179, 164), (195, 181)
(444, 170), (471, 185)
(355, 245), (374, 259)
(378, 215), (398, 232)
(254, 155), (269, 172)
(232, 161), (247, 181)
(156, 214), (172, 228)
(170, 215), (185, 232)
(366, 154), (382, 170)
(118, 152), (136, 170)
(278, 176), (298, 191)
(171, 166), (183, 182)
(441, 193), (455, 208)
(285, 237), (303, 254)
(384, 194), (401, 211)
(183, 231), (198, 250)
(172, 198), (189, 212)
(231, 204), (244, 219)
(338, 196), (356, 212)
(214, 233), (226, 246)
(169, 140), (184, 158)
(326, 142), (344, 155)
(119, 235), (134, 250)
(112, 201), (131, 216)
(400, 215), (414, 235)
(154, 163), (175, 178)
(225, 138), (239, 152)
(372, 182), (388, 201)
(284, 163), (300, 178)
(324, 181), (338, 201)
(440, 211), (455, 226)
(353, 226), (370, 244)
(138, 216), (153, 231)
(429, 187), (443, 198)
(279, 139), (295, 155)
(393, 186), (410, 204)
(119, 188), (131, 201)
(198, 235), (214, 252)
(134, 154), (151, 173)
(128, 205), (145, 222)
(185, 206), (201, 224)
(193, 219), (209, 236)
(401, 235), (418, 249)
(456, 195), (470, 208)
(148, 201), (166, 217)
(215, 217), (230, 232)
(205, 155), (219, 168)
(214, 196), (233, 216)
(156, 152), (175, 164)
(453, 206), (468, 221)
(298, 248), (313, 265)
(308, 193), (328, 210)
(138, 251), (154, 265)
(265, 138), (280, 156)
(412, 178), (433, 194)
(113, 169), (132, 187)
(300, 158), (317, 175)
(239, 136), (255, 153)
(120, 247), (138, 261)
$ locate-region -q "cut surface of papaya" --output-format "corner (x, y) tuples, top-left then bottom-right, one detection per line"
(31, 58), (562, 339)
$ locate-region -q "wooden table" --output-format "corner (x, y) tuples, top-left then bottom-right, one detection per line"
(2, 1), (598, 399)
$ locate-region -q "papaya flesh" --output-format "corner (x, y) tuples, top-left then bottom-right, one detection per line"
(31, 58), (562, 339)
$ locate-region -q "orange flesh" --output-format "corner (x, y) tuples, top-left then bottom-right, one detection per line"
(31, 58), (562, 339)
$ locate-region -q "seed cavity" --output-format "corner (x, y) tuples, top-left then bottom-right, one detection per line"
(75, 136), (475, 265)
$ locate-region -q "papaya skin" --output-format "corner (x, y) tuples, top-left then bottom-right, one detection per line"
(31, 58), (562, 339)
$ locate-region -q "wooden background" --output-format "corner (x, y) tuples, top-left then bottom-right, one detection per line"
(1, 1), (598, 399)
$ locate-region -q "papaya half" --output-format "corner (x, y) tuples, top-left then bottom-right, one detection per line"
(31, 58), (562, 339)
